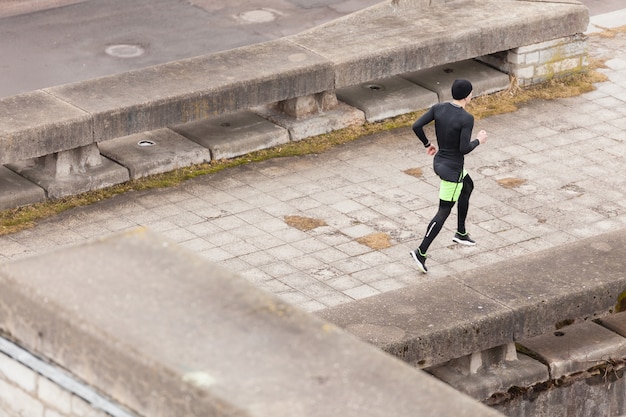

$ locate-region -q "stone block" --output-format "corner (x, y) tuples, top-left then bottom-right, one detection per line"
(0, 352), (36, 393)
(172, 111), (290, 160)
(6, 155), (129, 199)
(428, 353), (549, 401)
(253, 101), (365, 141)
(99, 128), (212, 179)
(336, 76), (438, 122)
(0, 166), (46, 210)
(517, 321), (626, 380)
(401, 59), (510, 102)
(37, 143), (103, 177)
(597, 311), (626, 337)
(38, 377), (72, 414)
(0, 378), (43, 417)
(0, 228), (507, 417)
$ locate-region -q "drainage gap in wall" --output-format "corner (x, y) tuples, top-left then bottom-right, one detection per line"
(364, 84), (385, 92)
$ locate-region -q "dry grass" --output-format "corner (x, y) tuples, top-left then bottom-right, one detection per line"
(467, 62), (608, 120)
(403, 167), (424, 178)
(356, 232), (392, 250)
(0, 54), (611, 236)
(593, 24), (626, 39)
(497, 178), (527, 189)
(284, 215), (327, 231)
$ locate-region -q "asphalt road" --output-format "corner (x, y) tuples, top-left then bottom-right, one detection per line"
(0, 0), (622, 99)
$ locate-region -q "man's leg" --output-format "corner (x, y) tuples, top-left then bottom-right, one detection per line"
(453, 174), (476, 245)
(456, 174), (474, 234)
(411, 200), (455, 272)
(419, 199), (455, 254)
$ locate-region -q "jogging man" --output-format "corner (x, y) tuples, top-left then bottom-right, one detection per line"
(409, 79), (488, 273)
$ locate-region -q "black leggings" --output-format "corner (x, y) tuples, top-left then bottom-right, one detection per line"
(418, 174), (474, 254)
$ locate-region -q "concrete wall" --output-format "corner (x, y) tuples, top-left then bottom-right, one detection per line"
(0, 0), (589, 205)
(0, 228), (624, 417)
(0, 229), (507, 417)
(319, 228), (626, 415)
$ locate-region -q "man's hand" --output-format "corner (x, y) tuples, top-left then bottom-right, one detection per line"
(477, 129), (488, 144)
(426, 144), (437, 156)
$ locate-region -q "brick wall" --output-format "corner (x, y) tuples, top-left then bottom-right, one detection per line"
(0, 351), (110, 417)
(0, 337), (136, 417)
(479, 34), (588, 87)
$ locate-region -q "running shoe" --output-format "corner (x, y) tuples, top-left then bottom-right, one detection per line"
(410, 249), (428, 273)
(453, 231), (476, 246)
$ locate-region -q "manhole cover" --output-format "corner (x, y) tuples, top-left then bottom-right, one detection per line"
(238, 9), (277, 23)
(105, 44), (145, 58)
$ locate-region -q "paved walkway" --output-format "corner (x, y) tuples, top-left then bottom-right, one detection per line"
(0, 13), (625, 314)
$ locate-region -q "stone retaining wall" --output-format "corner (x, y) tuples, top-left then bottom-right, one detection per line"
(0, 0), (589, 208)
(0, 229), (507, 417)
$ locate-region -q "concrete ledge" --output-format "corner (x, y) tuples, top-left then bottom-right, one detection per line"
(0, 166), (46, 210)
(289, 0), (588, 88)
(429, 353), (549, 401)
(44, 39), (335, 142)
(0, 0), (589, 208)
(597, 311), (626, 336)
(317, 228), (626, 369)
(0, 0), (588, 164)
(518, 320), (626, 379)
(401, 59), (511, 102)
(253, 101), (365, 141)
(171, 111), (291, 160)
(0, 91), (92, 165)
(99, 128), (212, 179)
(6, 156), (130, 199)
(336, 76), (438, 122)
(0, 229), (506, 417)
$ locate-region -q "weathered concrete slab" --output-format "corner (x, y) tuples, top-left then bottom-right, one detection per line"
(45, 39), (334, 142)
(6, 156), (129, 199)
(172, 111), (290, 160)
(0, 166), (46, 210)
(336, 76), (438, 122)
(0, 91), (92, 165)
(456, 231), (626, 340)
(318, 229), (626, 368)
(597, 311), (626, 337)
(428, 353), (549, 401)
(99, 128), (211, 179)
(253, 102), (365, 141)
(318, 276), (516, 369)
(288, 0), (588, 88)
(517, 321), (626, 379)
(0, 229), (506, 417)
(401, 59), (511, 102)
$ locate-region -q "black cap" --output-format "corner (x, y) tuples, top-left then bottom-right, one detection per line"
(451, 79), (473, 100)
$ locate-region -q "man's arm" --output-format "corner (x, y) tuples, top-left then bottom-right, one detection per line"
(412, 107), (435, 148)
(458, 116), (480, 155)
